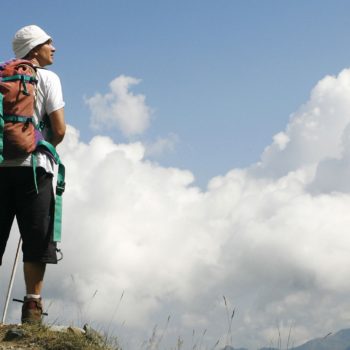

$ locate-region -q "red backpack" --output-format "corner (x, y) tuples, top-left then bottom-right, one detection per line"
(0, 59), (45, 159)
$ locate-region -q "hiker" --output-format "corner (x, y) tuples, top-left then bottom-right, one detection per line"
(0, 25), (66, 323)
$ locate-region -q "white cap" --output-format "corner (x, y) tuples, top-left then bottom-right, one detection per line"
(12, 25), (51, 58)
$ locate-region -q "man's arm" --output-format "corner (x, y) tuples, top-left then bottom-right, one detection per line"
(49, 108), (66, 147)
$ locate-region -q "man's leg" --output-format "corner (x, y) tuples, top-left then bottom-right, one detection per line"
(23, 262), (46, 295)
(0, 168), (15, 266)
(22, 262), (46, 324)
(21, 262), (45, 323)
(16, 168), (57, 323)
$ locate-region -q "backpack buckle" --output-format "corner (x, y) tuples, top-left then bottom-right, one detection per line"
(56, 181), (65, 195)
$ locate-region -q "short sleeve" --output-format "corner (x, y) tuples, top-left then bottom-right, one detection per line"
(44, 70), (65, 115)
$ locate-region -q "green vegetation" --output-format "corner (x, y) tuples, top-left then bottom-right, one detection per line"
(0, 323), (119, 350)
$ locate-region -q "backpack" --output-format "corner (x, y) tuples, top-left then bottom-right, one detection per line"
(0, 59), (65, 242)
(0, 59), (40, 159)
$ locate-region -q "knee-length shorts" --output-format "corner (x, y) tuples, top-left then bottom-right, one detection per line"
(0, 167), (57, 265)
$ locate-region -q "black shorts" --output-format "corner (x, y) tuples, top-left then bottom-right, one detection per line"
(0, 167), (57, 265)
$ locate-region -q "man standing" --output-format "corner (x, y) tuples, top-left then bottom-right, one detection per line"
(0, 25), (66, 323)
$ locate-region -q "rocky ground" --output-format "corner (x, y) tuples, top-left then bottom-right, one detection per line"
(0, 323), (118, 350)
(0, 324), (39, 350)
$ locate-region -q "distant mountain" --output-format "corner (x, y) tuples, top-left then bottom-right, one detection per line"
(291, 328), (350, 350)
(222, 328), (350, 350)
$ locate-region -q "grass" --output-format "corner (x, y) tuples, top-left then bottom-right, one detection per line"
(0, 323), (120, 350)
(0, 292), (301, 350)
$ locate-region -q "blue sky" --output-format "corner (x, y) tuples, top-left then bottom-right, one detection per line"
(3, 0), (350, 186)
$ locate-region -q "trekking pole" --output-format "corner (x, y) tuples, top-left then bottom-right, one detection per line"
(1, 237), (22, 324)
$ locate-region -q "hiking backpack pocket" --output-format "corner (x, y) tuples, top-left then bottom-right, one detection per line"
(0, 60), (38, 160)
(3, 118), (36, 158)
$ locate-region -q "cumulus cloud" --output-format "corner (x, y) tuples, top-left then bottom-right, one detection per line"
(2, 69), (350, 349)
(256, 69), (350, 178)
(86, 75), (151, 136)
(144, 133), (179, 158)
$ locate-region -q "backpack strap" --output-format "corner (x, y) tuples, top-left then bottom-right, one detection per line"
(36, 140), (66, 242)
(2, 74), (37, 98)
(0, 93), (3, 163)
(3, 115), (35, 123)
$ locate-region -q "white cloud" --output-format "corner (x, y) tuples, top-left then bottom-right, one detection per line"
(256, 69), (350, 178)
(144, 133), (179, 158)
(2, 69), (350, 349)
(86, 75), (151, 136)
(272, 131), (290, 150)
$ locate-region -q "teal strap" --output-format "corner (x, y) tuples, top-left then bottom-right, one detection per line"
(37, 120), (45, 132)
(37, 140), (60, 163)
(0, 94), (3, 117)
(54, 191), (63, 242)
(2, 75), (37, 96)
(36, 140), (65, 242)
(3, 115), (34, 124)
(22, 78), (29, 96)
(0, 93), (3, 163)
(1, 75), (36, 83)
(53, 162), (65, 242)
(31, 154), (39, 194)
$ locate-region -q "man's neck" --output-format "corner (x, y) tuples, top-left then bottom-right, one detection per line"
(29, 58), (40, 67)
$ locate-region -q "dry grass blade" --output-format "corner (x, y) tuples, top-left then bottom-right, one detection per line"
(223, 296), (235, 346)
(276, 323), (281, 350)
(153, 315), (171, 350)
(177, 336), (184, 350)
(198, 328), (207, 350)
(146, 325), (158, 350)
(105, 290), (125, 340)
(211, 339), (220, 350)
(191, 329), (196, 350)
(286, 323), (294, 350)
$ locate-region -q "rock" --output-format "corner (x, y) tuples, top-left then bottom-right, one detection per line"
(3, 327), (26, 341)
(48, 325), (85, 335)
(83, 323), (105, 346)
(67, 326), (85, 336)
(48, 325), (67, 333)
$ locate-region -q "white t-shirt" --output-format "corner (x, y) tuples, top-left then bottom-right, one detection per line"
(0, 67), (65, 173)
